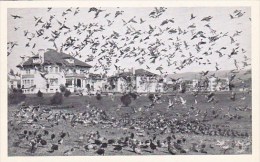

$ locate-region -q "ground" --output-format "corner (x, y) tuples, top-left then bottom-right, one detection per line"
(8, 91), (252, 156)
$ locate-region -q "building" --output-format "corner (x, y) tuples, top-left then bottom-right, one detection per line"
(177, 79), (194, 92)
(107, 71), (134, 93)
(192, 76), (230, 92)
(8, 74), (21, 90)
(208, 77), (230, 91)
(135, 69), (164, 93)
(107, 69), (164, 93)
(85, 73), (107, 94)
(17, 49), (92, 94)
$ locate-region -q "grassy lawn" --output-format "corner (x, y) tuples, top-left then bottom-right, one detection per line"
(8, 91), (252, 156)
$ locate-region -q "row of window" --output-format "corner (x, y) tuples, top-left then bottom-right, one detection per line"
(22, 79), (34, 85)
(25, 69), (36, 74)
(24, 67), (87, 74)
(44, 66), (61, 73)
(23, 89), (34, 93)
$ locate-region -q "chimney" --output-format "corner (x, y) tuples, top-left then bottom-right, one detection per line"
(38, 49), (45, 64)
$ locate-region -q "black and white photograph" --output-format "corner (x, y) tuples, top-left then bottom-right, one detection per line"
(1, 1), (260, 160)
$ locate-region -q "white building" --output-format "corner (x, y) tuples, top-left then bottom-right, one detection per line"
(135, 69), (164, 93)
(108, 69), (164, 93)
(17, 49), (92, 94)
(85, 73), (107, 94)
(192, 76), (230, 92)
(208, 77), (230, 91)
(8, 74), (21, 90)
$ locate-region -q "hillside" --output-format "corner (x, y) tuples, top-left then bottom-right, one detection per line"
(165, 69), (251, 81)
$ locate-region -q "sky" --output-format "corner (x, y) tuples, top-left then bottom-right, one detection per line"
(7, 7), (251, 76)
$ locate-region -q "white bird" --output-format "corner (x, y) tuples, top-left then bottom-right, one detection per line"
(133, 144), (142, 154)
(168, 99), (174, 108)
(180, 97), (186, 105)
(215, 140), (225, 146)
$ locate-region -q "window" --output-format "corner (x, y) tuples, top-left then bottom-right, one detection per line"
(31, 80), (34, 85)
(50, 78), (58, 86)
(80, 69), (85, 74)
(23, 80), (28, 85)
(66, 79), (73, 87)
(26, 69), (30, 74)
(33, 58), (40, 64)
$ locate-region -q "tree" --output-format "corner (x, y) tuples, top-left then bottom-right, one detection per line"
(37, 90), (43, 97)
(96, 93), (102, 100)
(50, 92), (63, 105)
(179, 82), (186, 93)
(59, 84), (66, 92)
(64, 89), (71, 97)
(121, 94), (132, 107)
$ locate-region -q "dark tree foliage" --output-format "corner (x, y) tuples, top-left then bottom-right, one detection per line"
(59, 84), (66, 93)
(64, 89), (71, 97)
(121, 94), (132, 106)
(148, 94), (155, 102)
(96, 93), (102, 100)
(8, 90), (26, 104)
(50, 92), (63, 105)
(129, 92), (137, 100)
(37, 90), (43, 97)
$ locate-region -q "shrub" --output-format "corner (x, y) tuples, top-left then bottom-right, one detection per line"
(148, 94), (155, 102)
(18, 88), (23, 93)
(121, 94), (132, 107)
(86, 84), (91, 91)
(179, 82), (186, 93)
(50, 92), (63, 105)
(59, 84), (66, 93)
(64, 89), (71, 97)
(8, 90), (26, 105)
(96, 93), (102, 100)
(37, 90), (43, 97)
(129, 92), (137, 100)
(12, 88), (18, 93)
(229, 83), (235, 90)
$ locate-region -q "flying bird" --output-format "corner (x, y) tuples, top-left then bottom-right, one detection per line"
(11, 15), (23, 19)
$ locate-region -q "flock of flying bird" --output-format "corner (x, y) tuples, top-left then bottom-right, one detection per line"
(8, 7), (250, 79)
(7, 7), (252, 156)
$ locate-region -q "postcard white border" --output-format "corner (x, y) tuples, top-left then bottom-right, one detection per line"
(0, 1), (259, 162)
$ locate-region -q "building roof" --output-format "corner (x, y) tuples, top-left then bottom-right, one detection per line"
(111, 68), (157, 78)
(89, 73), (103, 80)
(17, 49), (92, 68)
(118, 71), (133, 77)
(135, 69), (157, 76)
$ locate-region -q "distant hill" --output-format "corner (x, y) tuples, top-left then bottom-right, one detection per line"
(165, 69), (251, 81)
